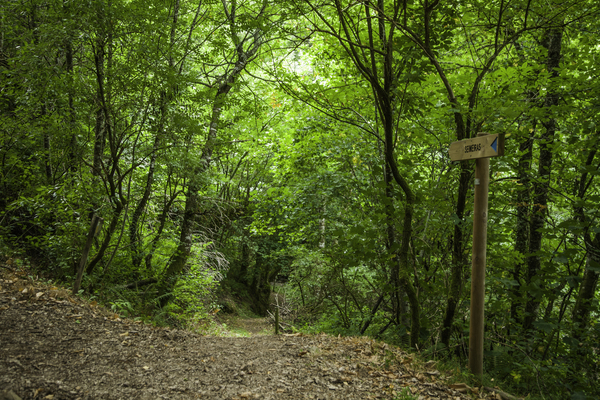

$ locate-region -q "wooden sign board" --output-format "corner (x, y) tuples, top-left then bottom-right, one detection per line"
(449, 133), (505, 161)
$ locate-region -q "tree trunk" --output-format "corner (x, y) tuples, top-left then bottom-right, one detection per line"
(441, 160), (471, 347)
(130, 0), (180, 269)
(156, 89), (223, 307)
(85, 200), (124, 275)
(130, 116), (161, 270)
(523, 27), (563, 332)
(65, 36), (77, 172)
(384, 161), (401, 323)
(572, 234), (600, 339)
(157, 23), (263, 306)
(239, 239), (251, 283)
(383, 111), (419, 349)
(92, 36), (106, 178)
(360, 294), (384, 335)
(41, 103), (52, 183)
(145, 180), (179, 271)
(571, 147), (599, 340)
(157, 180), (200, 307)
(248, 246), (271, 316)
(510, 125), (534, 324)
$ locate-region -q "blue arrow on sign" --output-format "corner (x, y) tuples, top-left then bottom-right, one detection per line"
(491, 137), (498, 153)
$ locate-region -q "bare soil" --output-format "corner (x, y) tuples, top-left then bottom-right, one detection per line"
(0, 265), (500, 400)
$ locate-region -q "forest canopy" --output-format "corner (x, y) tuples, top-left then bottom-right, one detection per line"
(1, 0), (599, 398)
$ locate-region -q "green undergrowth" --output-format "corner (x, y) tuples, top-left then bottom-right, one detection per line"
(0, 246), (268, 339)
(0, 247), (221, 331)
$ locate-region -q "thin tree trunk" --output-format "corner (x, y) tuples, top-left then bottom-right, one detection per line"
(441, 160), (471, 347)
(130, 118), (160, 270)
(383, 112), (419, 349)
(157, 180), (200, 307)
(66, 36), (77, 172)
(239, 239), (251, 283)
(85, 200), (124, 275)
(571, 147), (599, 340)
(145, 182), (179, 271)
(157, 23), (263, 307)
(523, 27), (563, 331)
(134, 0), (186, 271)
(92, 36), (105, 177)
(157, 86), (225, 307)
(85, 4), (123, 277)
(384, 161), (401, 323)
(360, 294), (384, 335)
(510, 125), (534, 324)
(572, 235), (600, 337)
(41, 103), (52, 183)
(508, 36), (539, 331)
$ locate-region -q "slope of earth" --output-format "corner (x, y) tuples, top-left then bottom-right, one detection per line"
(0, 266), (502, 400)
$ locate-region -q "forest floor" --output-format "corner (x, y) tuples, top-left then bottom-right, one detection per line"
(0, 265), (512, 400)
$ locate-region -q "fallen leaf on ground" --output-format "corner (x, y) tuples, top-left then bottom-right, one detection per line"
(450, 383), (470, 392)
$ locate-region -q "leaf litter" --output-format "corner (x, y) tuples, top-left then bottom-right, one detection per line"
(0, 266), (510, 400)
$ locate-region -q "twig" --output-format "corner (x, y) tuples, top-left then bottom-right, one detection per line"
(483, 387), (523, 400)
(124, 278), (158, 290)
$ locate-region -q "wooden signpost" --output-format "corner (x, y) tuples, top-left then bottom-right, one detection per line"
(449, 133), (505, 162)
(449, 133), (505, 377)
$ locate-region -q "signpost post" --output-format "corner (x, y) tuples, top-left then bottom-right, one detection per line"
(449, 133), (505, 377)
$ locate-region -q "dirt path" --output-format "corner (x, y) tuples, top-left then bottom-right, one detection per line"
(216, 315), (273, 337)
(0, 267), (486, 400)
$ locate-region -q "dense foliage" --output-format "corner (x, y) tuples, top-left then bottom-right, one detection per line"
(1, 0), (599, 398)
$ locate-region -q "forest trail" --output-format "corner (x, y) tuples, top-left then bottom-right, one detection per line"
(217, 315), (273, 337)
(0, 267), (503, 400)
